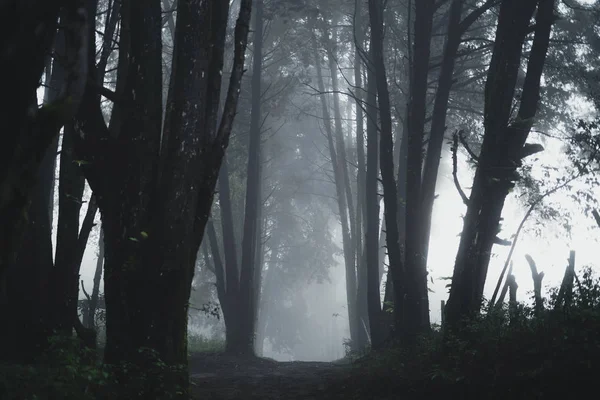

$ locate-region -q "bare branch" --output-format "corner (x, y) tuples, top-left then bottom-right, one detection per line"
(451, 130), (469, 205)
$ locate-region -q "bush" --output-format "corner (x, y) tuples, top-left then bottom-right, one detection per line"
(0, 335), (110, 400)
(187, 333), (225, 355)
(0, 336), (189, 400)
(350, 267), (600, 399)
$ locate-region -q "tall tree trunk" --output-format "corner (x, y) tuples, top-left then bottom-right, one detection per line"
(1, 162), (55, 362)
(0, 0), (87, 295)
(217, 160), (243, 352)
(84, 227), (105, 329)
(311, 25), (359, 350)
(419, 0), (498, 281)
(325, 21), (363, 349)
(52, 121), (86, 333)
(256, 231), (282, 355)
(419, 0), (463, 267)
(0, 3), (88, 363)
(96, 0), (164, 367)
(402, 0), (435, 341)
(238, 0), (264, 356)
(445, 0), (555, 329)
(364, 42), (384, 348)
(253, 203), (265, 355)
(353, 11), (370, 350)
(74, 1), (252, 397)
(367, 0), (408, 341)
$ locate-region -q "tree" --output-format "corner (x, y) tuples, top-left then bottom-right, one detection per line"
(73, 0), (252, 396)
(445, 0), (556, 329)
(400, 0), (436, 341)
(366, 0), (406, 342)
(215, 0), (265, 356)
(311, 17), (361, 349)
(0, 0), (90, 363)
(0, 0), (88, 294)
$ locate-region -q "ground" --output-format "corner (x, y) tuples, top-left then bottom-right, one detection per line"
(189, 353), (355, 400)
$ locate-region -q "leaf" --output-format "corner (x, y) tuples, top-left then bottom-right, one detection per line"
(140, 231), (149, 239)
(128, 237), (139, 242)
(72, 159), (90, 166)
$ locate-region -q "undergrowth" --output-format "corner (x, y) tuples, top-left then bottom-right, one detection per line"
(187, 333), (225, 355)
(0, 333), (213, 400)
(350, 266), (600, 400)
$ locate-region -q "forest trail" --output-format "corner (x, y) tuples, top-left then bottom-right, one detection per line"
(189, 353), (354, 400)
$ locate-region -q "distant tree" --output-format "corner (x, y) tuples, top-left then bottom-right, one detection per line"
(214, 0), (265, 356)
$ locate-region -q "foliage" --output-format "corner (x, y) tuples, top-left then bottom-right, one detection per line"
(342, 338), (370, 362)
(0, 335), (107, 400)
(0, 335), (188, 400)
(187, 333), (226, 355)
(349, 269), (600, 399)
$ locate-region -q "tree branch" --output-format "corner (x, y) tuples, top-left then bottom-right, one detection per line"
(451, 130), (469, 205)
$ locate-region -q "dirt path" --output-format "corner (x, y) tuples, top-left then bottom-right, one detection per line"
(189, 353), (354, 400)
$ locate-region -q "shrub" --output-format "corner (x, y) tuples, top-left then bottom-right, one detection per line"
(350, 267), (600, 399)
(0, 335), (189, 400)
(187, 333), (225, 355)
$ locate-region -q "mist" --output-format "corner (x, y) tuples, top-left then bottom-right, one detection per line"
(5, 0), (600, 398)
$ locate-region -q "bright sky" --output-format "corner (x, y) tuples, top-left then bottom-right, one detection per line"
(427, 125), (600, 324)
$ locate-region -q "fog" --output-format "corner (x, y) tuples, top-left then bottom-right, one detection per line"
(57, 0), (600, 363)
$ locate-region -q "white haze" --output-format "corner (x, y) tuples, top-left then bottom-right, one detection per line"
(65, 124), (600, 361)
(40, 0), (600, 362)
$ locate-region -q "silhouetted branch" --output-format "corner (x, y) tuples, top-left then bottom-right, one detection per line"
(458, 130), (479, 163)
(489, 169), (590, 309)
(451, 130), (469, 205)
(525, 254), (544, 316)
(592, 209), (600, 228)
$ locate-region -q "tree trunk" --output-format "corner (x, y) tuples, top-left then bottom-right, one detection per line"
(419, 0), (464, 267)
(0, 0), (87, 293)
(84, 227), (105, 329)
(524, 254), (544, 317)
(1, 163), (55, 362)
(353, 11), (370, 350)
(216, 160), (246, 353)
(555, 250), (576, 311)
(311, 25), (359, 350)
(326, 21), (363, 350)
(364, 43), (384, 348)
(508, 274), (518, 326)
(256, 232), (282, 355)
(0, 3), (88, 363)
(402, 0), (435, 341)
(74, 0), (252, 397)
(52, 121), (86, 333)
(445, 0), (555, 329)
(237, 0), (264, 356)
(367, 0), (407, 341)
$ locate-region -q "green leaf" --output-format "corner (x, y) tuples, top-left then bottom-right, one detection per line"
(140, 231), (149, 239)
(128, 237), (139, 242)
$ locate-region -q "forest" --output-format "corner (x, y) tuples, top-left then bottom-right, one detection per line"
(2, 0), (600, 399)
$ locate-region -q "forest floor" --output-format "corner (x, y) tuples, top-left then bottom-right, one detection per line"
(188, 352), (357, 400)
